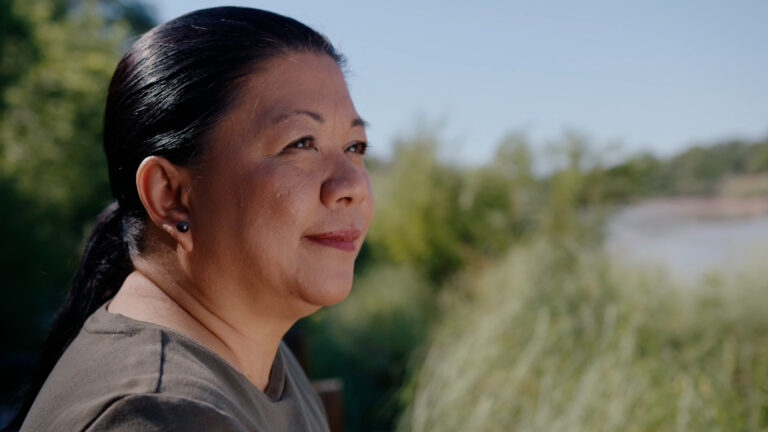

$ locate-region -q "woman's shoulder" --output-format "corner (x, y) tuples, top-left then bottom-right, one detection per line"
(20, 304), (253, 431)
(21, 304), (328, 432)
(84, 393), (246, 431)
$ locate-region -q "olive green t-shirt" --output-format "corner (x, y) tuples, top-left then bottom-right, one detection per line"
(20, 303), (329, 431)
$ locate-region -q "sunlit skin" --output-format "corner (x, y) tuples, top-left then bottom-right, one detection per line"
(108, 53), (374, 391)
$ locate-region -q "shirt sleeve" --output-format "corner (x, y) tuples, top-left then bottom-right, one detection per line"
(84, 394), (247, 432)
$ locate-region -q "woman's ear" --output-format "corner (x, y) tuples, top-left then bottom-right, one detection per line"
(136, 156), (194, 252)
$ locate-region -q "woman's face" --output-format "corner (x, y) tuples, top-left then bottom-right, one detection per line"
(186, 53), (374, 320)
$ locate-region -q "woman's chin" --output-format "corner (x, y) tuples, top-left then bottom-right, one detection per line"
(299, 278), (353, 310)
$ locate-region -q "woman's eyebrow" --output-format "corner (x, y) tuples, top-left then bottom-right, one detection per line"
(272, 109), (368, 129)
(351, 117), (368, 129)
(272, 110), (324, 124)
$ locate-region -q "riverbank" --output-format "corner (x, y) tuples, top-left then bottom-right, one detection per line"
(606, 195), (768, 283)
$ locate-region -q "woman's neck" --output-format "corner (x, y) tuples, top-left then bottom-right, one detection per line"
(108, 270), (291, 391)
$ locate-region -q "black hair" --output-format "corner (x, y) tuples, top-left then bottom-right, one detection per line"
(5, 7), (343, 430)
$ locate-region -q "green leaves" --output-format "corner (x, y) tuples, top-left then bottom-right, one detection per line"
(0, 0), (155, 351)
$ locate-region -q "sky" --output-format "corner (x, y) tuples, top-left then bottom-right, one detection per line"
(148, 1), (768, 165)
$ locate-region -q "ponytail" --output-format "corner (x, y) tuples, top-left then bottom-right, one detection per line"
(4, 202), (133, 431)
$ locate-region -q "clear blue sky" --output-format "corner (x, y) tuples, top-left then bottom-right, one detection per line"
(149, 1), (768, 165)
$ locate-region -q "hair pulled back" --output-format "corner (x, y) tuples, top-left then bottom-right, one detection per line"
(6, 8), (343, 430)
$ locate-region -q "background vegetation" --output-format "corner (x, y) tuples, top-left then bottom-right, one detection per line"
(1, 1), (766, 430)
(307, 129), (768, 430)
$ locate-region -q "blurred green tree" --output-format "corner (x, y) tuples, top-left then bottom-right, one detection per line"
(0, 0), (155, 357)
(366, 130), (466, 283)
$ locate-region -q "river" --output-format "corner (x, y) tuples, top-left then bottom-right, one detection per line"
(605, 197), (768, 284)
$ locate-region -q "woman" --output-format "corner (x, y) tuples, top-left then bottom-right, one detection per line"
(8, 6), (373, 431)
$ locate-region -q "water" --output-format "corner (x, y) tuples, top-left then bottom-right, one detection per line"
(606, 197), (768, 283)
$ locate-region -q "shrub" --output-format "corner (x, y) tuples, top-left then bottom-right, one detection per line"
(399, 240), (768, 431)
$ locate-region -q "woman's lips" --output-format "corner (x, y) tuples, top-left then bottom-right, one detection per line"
(305, 230), (361, 252)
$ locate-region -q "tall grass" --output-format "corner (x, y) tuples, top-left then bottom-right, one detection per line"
(306, 265), (433, 430)
(398, 240), (768, 431)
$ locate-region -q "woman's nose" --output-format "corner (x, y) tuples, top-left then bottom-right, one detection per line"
(320, 155), (370, 209)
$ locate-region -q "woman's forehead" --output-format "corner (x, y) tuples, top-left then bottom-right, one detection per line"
(245, 53), (349, 99)
(235, 55), (361, 125)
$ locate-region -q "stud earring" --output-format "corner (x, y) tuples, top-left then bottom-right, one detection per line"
(176, 221), (190, 233)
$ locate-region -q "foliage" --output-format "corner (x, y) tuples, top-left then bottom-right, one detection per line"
(0, 0), (155, 350)
(306, 265), (432, 431)
(0, 0), (39, 112)
(307, 126), (768, 430)
(308, 128), (609, 430)
(312, 130), (762, 430)
(598, 138), (768, 199)
(1, 1), (118, 210)
(398, 240), (768, 432)
(364, 129), (602, 284)
(365, 131), (466, 282)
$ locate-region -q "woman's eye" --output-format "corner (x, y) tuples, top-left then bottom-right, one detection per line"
(285, 136), (316, 151)
(346, 141), (368, 155)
